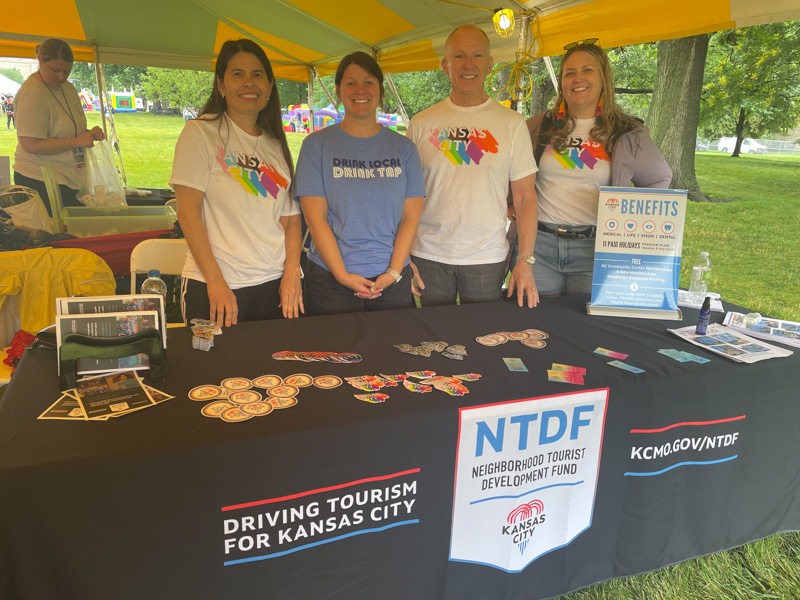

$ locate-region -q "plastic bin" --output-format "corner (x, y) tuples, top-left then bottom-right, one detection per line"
(61, 205), (177, 237)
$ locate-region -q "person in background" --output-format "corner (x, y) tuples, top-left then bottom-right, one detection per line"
(170, 38), (303, 326)
(295, 51), (425, 316)
(407, 25), (539, 309)
(4, 95), (14, 131)
(13, 38), (104, 215)
(525, 39), (671, 296)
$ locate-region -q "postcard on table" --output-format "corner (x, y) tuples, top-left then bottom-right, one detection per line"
(74, 371), (156, 420)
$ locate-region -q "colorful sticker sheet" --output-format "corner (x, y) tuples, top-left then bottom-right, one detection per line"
(394, 341), (468, 360)
(594, 347), (628, 360)
(477, 329), (549, 349)
(272, 351), (362, 363)
(344, 370), (481, 402)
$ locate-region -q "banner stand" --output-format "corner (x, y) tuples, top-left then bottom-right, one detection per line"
(587, 187), (687, 320)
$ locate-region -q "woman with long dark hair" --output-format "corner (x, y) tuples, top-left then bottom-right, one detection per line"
(13, 38), (105, 214)
(170, 39), (303, 325)
(525, 40), (671, 296)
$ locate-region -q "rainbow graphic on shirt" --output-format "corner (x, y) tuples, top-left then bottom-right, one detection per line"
(216, 147), (288, 199)
(427, 126), (499, 166)
(546, 137), (609, 170)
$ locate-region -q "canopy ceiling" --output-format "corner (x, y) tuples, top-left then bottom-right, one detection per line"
(2, 0), (799, 81)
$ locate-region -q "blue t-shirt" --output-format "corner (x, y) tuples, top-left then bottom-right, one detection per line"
(294, 125), (426, 278)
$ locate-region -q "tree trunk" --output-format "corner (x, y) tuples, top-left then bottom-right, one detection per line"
(732, 107), (746, 157)
(528, 58), (554, 116)
(647, 34), (713, 202)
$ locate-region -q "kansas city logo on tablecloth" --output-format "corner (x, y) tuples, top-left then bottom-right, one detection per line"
(504, 499), (545, 555)
(427, 126), (499, 165)
(450, 389), (607, 572)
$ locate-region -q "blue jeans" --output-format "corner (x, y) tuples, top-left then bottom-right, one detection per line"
(411, 255), (506, 307)
(533, 225), (595, 296)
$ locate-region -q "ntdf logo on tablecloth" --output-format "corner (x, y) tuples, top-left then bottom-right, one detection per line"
(450, 389), (607, 572)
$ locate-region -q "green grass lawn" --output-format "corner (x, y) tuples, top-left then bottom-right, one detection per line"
(3, 114), (799, 599)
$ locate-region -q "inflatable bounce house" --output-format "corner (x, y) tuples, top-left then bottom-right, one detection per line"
(107, 90), (137, 113)
(79, 88), (100, 112)
(282, 103), (401, 132)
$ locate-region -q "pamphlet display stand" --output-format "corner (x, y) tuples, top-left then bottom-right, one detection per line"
(59, 329), (164, 390)
(587, 186), (687, 320)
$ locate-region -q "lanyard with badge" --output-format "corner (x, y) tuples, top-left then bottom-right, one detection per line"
(39, 71), (86, 168)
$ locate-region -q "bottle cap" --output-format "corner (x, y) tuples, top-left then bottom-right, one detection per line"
(148, 269), (161, 278)
(700, 251), (709, 257)
(701, 296), (711, 310)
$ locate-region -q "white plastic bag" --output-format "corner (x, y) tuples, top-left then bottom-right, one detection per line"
(0, 185), (54, 233)
(77, 140), (127, 208)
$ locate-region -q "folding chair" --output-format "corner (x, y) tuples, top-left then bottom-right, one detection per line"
(129, 238), (188, 294)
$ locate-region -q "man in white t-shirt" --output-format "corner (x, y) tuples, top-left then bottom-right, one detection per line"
(407, 25), (539, 308)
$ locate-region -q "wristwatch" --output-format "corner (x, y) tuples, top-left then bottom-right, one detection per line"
(385, 268), (402, 283)
(517, 254), (536, 265)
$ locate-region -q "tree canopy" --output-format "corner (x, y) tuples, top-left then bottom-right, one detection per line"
(700, 21), (800, 144)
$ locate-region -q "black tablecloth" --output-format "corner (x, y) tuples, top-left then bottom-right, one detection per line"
(1, 296), (799, 600)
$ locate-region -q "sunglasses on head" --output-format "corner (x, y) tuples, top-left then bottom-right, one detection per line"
(564, 38), (599, 51)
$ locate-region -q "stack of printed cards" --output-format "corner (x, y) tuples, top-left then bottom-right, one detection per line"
(477, 329), (549, 349)
(272, 351), (362, 363)
(394, 341), (468, 360)
(658, 349), (710, 363)
(38, 370), (173, 421)
(594, 347), (645, 373)
(547, 363), (586, 384)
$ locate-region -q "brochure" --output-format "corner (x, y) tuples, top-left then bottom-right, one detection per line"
(56, 311), (160, 375)
(57, 295), (166, 350)
(722, 312), (800, 348)
(667, 323), (793, 363)
(74, 371), (156, 420)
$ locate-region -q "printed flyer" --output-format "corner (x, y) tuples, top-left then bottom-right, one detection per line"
(588, 187), (687, 319)
(450, 389), (608, 572)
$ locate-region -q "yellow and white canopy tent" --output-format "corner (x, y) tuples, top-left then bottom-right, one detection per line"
(2, 0), (798, 78)
(2, 0), (798, 140)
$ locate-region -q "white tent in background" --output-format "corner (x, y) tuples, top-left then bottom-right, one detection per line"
(0, 73), (20, 96)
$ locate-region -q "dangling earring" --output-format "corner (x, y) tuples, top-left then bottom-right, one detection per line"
(221, 93), (225, 99)
(555, 100), (566, 128)
(595, 97), (603, 125)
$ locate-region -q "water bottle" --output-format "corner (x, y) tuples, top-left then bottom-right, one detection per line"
(141, 269), (167, 300)
(687, 252), (711, 305)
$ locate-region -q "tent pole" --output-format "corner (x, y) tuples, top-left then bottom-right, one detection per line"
(307, 66), (316, 133)
(511, 15), (531, 113)
(92, 42), (127, 184)
(544, 56), (558, 92)
(384, 74), (410, 127)
(92, 43), (108, 139)
(315, 76), (341, 119)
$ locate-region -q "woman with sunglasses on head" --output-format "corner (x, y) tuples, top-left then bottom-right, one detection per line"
(13, 38), (105, 215)
(170, 39), (303, 326)
(524, 40), (671, 296)
(295, 51), (425, 316)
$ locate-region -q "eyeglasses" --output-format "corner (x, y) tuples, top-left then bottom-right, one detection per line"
(564, 38), (599, 51)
